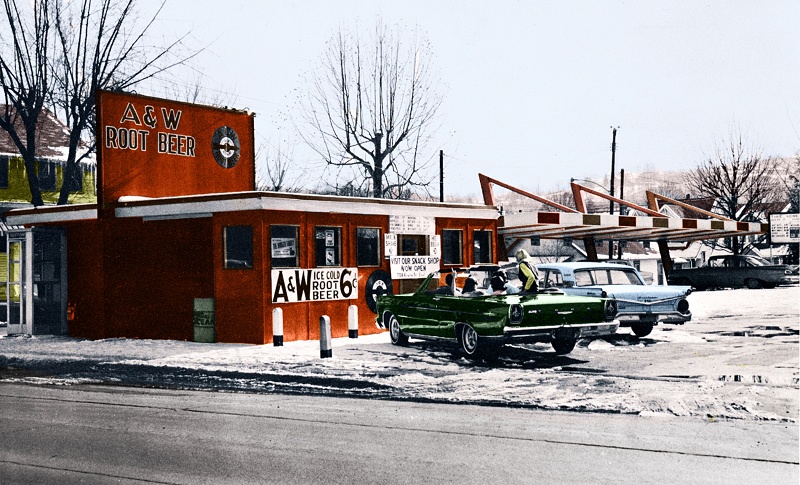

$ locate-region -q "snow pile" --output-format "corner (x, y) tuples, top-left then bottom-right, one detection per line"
(1, 286), (797, 422)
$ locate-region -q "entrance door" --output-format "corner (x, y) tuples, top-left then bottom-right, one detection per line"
(6, 230), (32, 335)
(32, 229), (67, 335)
(5, 228), (66, 336)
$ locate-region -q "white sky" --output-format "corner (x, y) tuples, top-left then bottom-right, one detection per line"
(148, 0), (800, 198)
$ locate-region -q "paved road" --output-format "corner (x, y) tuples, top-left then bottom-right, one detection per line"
(0, 383), (796, 484)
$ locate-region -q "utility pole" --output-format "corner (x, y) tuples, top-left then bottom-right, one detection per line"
(439, 150), (444, 202)
(608, 127), (618, 260)
(618, 168), (625, 259)
(609, 127), (617, 212)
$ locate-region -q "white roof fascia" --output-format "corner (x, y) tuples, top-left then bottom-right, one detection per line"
(5, 206), (97, 225)
(116, 194), (500, 221)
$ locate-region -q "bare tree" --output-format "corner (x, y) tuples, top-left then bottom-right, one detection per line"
(685, 131), (778, 254)
(295, 20), (443, 199)
(50, 0), (195, 205)
(0, 0), (52, 206)
(256, 141), (303, 192)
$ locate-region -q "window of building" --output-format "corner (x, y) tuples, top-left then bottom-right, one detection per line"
(315, 226), (341, 267)
(473, 230), (492, 264)
(270, 225), (299, 268)
(356, 227), (381, 266)
(0, 156), (8, 189)
(223, 226), (253, 269)
(64, 163), (83, 192)
(441, 229), (463, 265)
(398, 234), (428, 256)
(38, 160), (57, 191)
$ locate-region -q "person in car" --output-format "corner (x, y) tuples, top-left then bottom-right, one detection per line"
(490, 274), (506, 295)
(461, 277), (483, 296)
(434, 273), (456, 295)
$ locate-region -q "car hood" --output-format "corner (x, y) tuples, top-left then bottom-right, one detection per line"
(576, 285), (691, 300)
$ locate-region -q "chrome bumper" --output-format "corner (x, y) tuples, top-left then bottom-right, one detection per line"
(615, 311), (692, 324)
(501, 320), (619, 341)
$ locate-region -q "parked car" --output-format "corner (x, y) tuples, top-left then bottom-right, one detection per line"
(375, 269), (619, 358)
(667, 255), (799, 290)
(536, 262), (692, 338)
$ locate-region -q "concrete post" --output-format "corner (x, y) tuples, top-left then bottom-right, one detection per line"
(272, 307), (284, 347)
(319, 315), (332, 358)
(348, 305), (358, 338)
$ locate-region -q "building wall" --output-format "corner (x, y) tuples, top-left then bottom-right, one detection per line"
(57, 208), (497, 345)
(1, 156), (96, 205)
(66, 217), (215, 341)
(65, 220), (105, 339)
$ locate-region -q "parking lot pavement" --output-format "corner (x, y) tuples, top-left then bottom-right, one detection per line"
(0, 286), (798, 422)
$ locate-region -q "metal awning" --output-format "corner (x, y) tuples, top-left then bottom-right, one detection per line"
(478, 173), (768, 272)
(500, 210), (767, 242)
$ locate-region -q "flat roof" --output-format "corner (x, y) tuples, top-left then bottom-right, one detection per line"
(4, 191), (500, 225)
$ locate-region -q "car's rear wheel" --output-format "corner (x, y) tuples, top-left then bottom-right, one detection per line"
(459, 324), (480, 356)
(551, 338), (576, 355)
(388, 314), (408, 346)
(631, 323), (654, 338)
(745, 278), (763, 289)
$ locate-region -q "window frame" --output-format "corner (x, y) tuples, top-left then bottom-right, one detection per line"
(270, 225), (300, 268)
(441, 229), (463, 266)
(356, 227), (381, 267)
(315, 226), (342, 267)
(472, 229), (493, 264)
(38, 159), (57, 192)
(223, 225), (254, 270)
(0, 156), (8, 189)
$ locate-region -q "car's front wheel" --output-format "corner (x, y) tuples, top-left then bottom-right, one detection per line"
(631, 323), (654, 338)
(388, 314), (408, 346)
(551, 338), (577, 355)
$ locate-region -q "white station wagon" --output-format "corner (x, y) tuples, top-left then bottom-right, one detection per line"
(536, 262), (692, 337)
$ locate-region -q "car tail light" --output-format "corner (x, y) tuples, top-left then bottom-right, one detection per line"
(677, 298), (690, 314)
(604, 299), (618, 321)
(509, 304), (523, 324)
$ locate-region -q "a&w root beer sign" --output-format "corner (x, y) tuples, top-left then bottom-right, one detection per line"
(271, 268), (359, 303)
(96, 90), (255, 204)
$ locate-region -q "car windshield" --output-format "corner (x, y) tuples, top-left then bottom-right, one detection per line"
(744, 256), (770, 267)
(573, 268), (643, 286)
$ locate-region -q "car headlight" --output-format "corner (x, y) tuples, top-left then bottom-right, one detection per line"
(509, 304), (523, 324)
(604, 299), (618, 321)
(677, 298), (690, 314)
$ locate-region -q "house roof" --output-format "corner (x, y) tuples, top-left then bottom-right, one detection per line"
(0, 105), (94, 164)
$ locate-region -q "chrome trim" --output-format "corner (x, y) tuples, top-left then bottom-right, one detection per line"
(503, 320), (619, 334)
(614, 296), (686, 306)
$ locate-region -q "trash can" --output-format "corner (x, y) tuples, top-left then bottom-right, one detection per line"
(193, 298), (215, 343)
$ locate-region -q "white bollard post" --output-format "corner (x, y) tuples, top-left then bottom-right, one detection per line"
(319, 315), (332, 358)
(348, 305), (358, 339)
(272, 307), (284, 347)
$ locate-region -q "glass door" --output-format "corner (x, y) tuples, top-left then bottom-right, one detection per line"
(32, 229), (67, 335)
(6, 230), (32, 335)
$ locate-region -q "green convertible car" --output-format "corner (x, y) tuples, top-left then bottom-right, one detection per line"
(376, 269), (620, 357)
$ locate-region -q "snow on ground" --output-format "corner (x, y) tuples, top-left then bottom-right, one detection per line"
(0, 286), (798, 423)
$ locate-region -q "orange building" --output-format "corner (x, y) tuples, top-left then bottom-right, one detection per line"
(2, 91), (499, 343)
